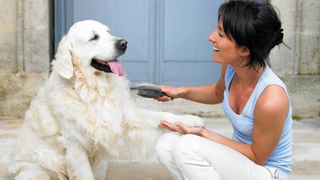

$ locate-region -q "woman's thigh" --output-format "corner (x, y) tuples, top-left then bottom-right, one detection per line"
(172, 134), (274, 180)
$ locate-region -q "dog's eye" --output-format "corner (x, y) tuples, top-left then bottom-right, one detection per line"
(90, 34), (99, 41)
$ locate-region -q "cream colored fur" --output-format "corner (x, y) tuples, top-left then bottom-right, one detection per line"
(1, 20), (203, 180)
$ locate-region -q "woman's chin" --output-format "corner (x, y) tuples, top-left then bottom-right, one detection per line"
(212, 57), (222, 64)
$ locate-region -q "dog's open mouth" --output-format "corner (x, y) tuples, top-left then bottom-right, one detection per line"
(91, 58), (125, 76)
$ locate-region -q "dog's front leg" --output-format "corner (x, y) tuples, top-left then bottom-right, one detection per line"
(91, 149), (108, 180)
(65, 140), (95, 180)
(137, 109), (204, 128)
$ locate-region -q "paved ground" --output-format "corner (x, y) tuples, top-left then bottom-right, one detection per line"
(1, 116), (319, 180)
(0, 90), (319, 179)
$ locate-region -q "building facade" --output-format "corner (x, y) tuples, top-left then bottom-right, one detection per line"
(0, 0), (319, 118)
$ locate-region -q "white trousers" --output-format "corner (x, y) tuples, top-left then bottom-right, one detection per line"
(155, 133), (285, 180)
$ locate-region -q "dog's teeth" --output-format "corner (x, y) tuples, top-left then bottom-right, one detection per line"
(97, 60), (108, 64)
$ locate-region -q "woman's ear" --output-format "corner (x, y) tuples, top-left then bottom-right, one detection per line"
(51, 36), (74, 79)
(239, 46), (250, 57)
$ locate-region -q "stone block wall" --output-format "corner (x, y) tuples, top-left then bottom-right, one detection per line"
(270, 0), (320, 117)
(0, 0), (49, 118)
(270, 0), (320, 76)
(0, 0), (318, 118)
(0, 0), (18, 73)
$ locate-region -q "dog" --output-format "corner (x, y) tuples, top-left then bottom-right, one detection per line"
(0, 20), (203, 180)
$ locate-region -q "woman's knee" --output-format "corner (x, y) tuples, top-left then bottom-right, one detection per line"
(172, 134), (202, 161)
(155, 133), (180, 163)
(156, 134), (204, 165)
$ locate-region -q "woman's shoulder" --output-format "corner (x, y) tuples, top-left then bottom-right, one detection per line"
(261, 66), (287, 89)
(255, 84), (289, 120)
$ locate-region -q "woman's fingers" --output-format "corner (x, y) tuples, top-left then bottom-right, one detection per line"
(160, 120), (178, 131)
(160, 120), (186, 134)
(176, 122), (204, 135)
(159, 120), (204, 135)
(175, 122), (191, 134)
(156, 95), (172, 102)
(160, 86), (176, 98)
(153, 86), (178, 102)
(159, 120), (188, 134)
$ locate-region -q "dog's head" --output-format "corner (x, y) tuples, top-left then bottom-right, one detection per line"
(52, 20), (127, 79)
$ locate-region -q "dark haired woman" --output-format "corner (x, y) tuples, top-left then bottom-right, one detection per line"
(155, 1), (292, 180)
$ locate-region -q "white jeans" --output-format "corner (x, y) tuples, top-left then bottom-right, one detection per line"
(155, 133), (285, 180)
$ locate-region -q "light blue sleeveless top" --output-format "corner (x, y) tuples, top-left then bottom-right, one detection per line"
(223, 65), (292, 177)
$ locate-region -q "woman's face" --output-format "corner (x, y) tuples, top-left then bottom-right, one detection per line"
(208, 21), (243, 65)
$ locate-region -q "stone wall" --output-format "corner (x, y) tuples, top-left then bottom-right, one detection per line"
(0, 0), (319, 118)
(270, 0), (320, 117)
(0, 0), (18, 73)
(0, 0), (49, 118)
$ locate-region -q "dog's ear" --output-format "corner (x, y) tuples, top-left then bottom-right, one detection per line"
(52, 36), (74, 79)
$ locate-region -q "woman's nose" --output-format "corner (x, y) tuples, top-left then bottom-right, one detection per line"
(208, 30), (217, 43)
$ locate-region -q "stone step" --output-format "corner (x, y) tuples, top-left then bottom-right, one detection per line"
(1, 118), (320, 159)
(106, 161), (172, 180)
(291, 161), (320, 180)
(105, 160), (320, 180)
(292, 143), (320, 161)
(1, 117), (320, 179)
(0, 118), (22, 129)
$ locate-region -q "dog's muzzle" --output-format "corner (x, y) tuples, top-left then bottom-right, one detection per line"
(90, 39), (127, 76)
(115, 39), (127, 53)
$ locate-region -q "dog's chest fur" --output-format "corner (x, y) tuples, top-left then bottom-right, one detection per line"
(45, 70), (134, 153)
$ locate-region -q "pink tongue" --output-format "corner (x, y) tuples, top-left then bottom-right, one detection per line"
(107, 60), (125, 76)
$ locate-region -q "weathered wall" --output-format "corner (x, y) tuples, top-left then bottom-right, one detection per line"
(0, 0), (18, 73)
(0, 0), (49, 118)
(270, 0), (320, 117)
(0, 0), (318, 118)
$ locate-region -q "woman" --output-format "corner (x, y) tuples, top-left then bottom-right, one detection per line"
(155, 1), (292, 180)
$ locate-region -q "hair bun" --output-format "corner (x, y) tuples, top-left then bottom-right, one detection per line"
(272, 28), (284, 46)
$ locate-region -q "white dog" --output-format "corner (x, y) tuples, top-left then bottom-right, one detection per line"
(0, 20), (203, 180)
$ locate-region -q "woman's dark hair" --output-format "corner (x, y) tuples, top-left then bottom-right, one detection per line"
(218, 0), (284, 69)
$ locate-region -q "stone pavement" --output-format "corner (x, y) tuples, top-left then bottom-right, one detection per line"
(0, 90), (319, 179)
(1, 117), (319, 179)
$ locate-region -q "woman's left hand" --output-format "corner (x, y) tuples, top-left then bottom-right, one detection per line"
(159, 120), (205, 136)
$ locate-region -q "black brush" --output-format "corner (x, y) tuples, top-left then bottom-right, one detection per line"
(137, 84), (169, 98)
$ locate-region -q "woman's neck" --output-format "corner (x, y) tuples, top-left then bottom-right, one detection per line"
(232, 64), (264, 87)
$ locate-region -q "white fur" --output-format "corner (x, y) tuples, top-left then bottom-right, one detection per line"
(1, 20), (203, 180)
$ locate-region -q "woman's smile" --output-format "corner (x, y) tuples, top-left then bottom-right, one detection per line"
(213, 46), (220, 51)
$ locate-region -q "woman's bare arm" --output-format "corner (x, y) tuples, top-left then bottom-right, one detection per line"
(160, 84), (289, 165)
(158, 64), (227, 104)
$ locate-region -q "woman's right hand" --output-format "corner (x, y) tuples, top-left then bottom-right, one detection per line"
(156, 86), (186, 102)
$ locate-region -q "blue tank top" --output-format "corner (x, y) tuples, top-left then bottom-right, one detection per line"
(223, 65), (292, 177)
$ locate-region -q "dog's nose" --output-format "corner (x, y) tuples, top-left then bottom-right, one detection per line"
(116, 39), (128, 51)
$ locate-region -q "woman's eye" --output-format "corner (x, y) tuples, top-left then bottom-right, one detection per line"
(218, 32), (224, 37)
(90, 34), (99, 41)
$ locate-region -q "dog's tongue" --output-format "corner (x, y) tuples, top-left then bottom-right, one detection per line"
(107, 60), (125, 76)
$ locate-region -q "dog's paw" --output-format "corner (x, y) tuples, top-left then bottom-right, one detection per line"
(181, 115), (204, 128)
(8, 164), (20, 176)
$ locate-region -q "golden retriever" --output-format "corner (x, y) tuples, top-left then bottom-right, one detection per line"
(0, 20), (203, 180)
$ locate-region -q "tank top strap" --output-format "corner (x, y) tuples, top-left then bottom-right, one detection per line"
(225, 65), (235, 89)
(249, 66), (289, 115)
